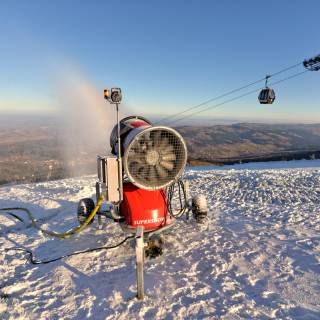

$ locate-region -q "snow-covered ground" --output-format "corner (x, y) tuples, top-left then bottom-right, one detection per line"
(1, 161), (320, 319)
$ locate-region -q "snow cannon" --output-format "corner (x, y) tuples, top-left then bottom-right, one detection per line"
(77, 87), (207, 299)
(102, 115), (187, 231)
(110, 116), (187, 191)
(116, 116), (187, 229)
(77, 88), (207, 233)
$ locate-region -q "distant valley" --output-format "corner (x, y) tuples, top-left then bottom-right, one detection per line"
(1, 118), (320, 185)
(178, 123), (320, 165)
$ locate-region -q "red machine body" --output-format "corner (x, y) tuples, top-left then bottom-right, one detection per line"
(120, 182), (173, 230)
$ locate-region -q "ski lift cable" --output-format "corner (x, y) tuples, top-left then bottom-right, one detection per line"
(156, 77), (265, 125)
(270, 69), (309, 87)
(156, 61), (302, 125)
(164, 69), (309, 126)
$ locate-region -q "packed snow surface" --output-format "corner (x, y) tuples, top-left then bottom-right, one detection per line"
(1, 162), (320, 319)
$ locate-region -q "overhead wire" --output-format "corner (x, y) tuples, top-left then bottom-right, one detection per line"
(269, 69), (309, 86)
(156, 77), (265, 124)
(163, 69), (309, 126)
(156, 61), (302, 125)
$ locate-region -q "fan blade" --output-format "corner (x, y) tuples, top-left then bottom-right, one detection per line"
(142, 131), (151, 142)
(148, 166), (158, 182)
(153, 131), (162, 147)
(128, 157), (146, 165)
(132, 144), (145, 153)
(156, 164), (168, 178)
(161, 153), (176, 161)
(129, 152), (147, 164)
(133, 142), (146, 153)
(161, 144), (174, 154)
(135, 135), (149, 153)
(138, 166), (150, 179)
(160, 160), (174, 171)
(129, 162), (145, 176)
(144, 165), (151, 177)
(158, 137), (169, 149)
(147, 140), (153, 149)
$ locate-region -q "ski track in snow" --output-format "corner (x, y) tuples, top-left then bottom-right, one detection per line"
(0, 167), (320, 320)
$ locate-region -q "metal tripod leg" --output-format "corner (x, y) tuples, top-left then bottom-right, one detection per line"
(135, 226), (145, 300)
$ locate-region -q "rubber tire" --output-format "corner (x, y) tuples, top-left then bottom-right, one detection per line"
(145, 235), (163, 259)
(192, 194), (208, 223)
(77, 198), (95, 225)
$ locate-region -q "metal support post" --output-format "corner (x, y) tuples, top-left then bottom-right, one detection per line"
(116, 103), (123, 202)
(135, 226), (145, 300)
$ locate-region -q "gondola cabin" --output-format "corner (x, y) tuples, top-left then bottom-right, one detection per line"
(258, 87), (275, 104)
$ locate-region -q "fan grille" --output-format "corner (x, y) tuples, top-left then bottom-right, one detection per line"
(124, 127), (187, 190)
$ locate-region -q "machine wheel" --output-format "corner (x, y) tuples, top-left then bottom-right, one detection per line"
(192, 194), (208, 223)
(145, 235), (163, 259)
(77, 198), (95, 225)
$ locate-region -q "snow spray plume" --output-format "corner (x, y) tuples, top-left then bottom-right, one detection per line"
(55, 70), (131, 177)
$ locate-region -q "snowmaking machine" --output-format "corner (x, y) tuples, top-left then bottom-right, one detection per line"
(76, 88), (208, 299)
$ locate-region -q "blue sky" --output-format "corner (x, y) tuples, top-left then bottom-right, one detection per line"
(0, 0), (319, 123)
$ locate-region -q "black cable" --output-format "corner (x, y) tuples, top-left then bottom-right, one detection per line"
(156, 61), (302, 125)
(167, 180), (188, 218)
(1, 211), (24, 222)
(1, 236), (134, 265)
(164, 69), (309, 125)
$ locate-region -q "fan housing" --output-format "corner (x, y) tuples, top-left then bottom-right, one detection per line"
(123, 126), (187, 190)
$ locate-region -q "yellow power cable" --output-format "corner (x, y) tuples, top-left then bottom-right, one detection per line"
(0, 194), (105, 239)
